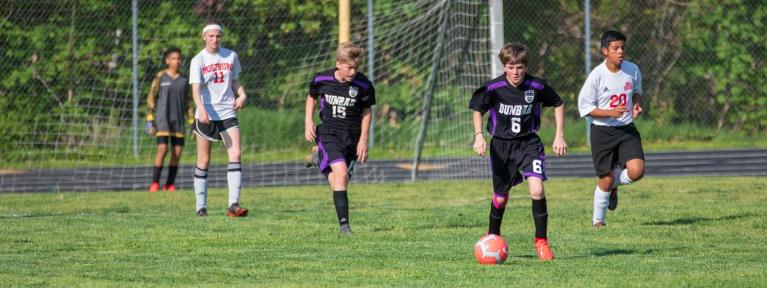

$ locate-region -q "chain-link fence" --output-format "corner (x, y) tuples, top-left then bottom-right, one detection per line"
(1, 0), (765, 191)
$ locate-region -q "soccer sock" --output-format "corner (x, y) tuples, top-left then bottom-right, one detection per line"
(593, 185), (610, 224)
(488, 192), (508, 235)
(532, 197), (548, 239)
(166, 166), (179, 185)
(152, 166), (162, 183)
(333, 190), (349, 225)
(194, 167), (208, 211)
(614, 168), (633, 187)
(227, 162), (242, 207)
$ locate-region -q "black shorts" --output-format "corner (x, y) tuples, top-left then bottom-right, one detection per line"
(590, 123), (644, 176)
(192, 118), (239, 142)
(157, 136), (185, 146)
(488, 135), (547, 195)
(316, 124), (360, 177)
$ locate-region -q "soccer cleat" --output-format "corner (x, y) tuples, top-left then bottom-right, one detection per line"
(163, 184), (176, 192)
(534, 238), (555, 261)
(226, 203), (249, 217)
(608, 187), (618, 211)
(148, 182), (160, 192)
(592, 221), (606, 228)
(339, 223), (352, 235)
(196, 208), (208, 217)
(304, 146), (319, 168)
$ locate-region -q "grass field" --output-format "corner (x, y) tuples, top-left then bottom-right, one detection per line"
(1, 177), (765, 287)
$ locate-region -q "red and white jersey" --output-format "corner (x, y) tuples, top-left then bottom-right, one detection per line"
(189, 47), (241, 120)
(578, 60), (642, 127)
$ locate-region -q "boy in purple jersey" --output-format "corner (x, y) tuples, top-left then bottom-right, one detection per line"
(470, 43), (567, 261)
(578, 31), (645, 227)
(304, 42), (375, 235)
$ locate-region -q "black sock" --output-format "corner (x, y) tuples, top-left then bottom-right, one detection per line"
(489, 202), (506, 235)
(166, 166), (179, 185)
(532, 198), (548, 239)
(152, 166), (162, 183)
(333, 190), (349, 225)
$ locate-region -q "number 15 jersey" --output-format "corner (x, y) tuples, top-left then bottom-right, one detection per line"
(308, 69), (376, 131)
(577, 60), (643, 127)
(469, 74), (563, 140)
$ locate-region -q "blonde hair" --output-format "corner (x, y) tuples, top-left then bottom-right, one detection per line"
(336, 42), (364, 67)
(498, 42), (528, 66)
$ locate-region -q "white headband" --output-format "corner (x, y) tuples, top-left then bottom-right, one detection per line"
(202, 24), (222, 35)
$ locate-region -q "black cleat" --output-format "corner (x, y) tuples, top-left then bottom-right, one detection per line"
(608, 187), (618, 211)
(339, 223), (352, 235)
(196, 208), (208, 217)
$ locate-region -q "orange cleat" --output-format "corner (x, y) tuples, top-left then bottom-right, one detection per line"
(226, 203), (249, 217)
(535, 238), (555, 261)
(148, 182), (160, 193)
(163, 184), (176, 192)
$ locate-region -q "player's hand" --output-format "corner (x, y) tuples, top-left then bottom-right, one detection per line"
(473, 133), (487, 157)
(304, 120), (316, 142)
(356, 139), (368, 164)
(234, 96), (246, 111)
(632, 103), (643, 119)
(197, 107), (210, 124)
(612, 104), (627, 118)
(552, 135), (567, 156)
(145, 121), (156, 135)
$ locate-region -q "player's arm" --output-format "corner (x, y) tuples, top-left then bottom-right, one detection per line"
(632, 93), (643, 118)
(472, 111), (487, 157)
(304, 95), (317, 142)
(552, 104), (567, 156)
(192, 83), (208, 123)
(232, 79), (247, 111)
(145, 73), (161, 135)
(588, 106), (626, 118)
(357, 107), (372, 163)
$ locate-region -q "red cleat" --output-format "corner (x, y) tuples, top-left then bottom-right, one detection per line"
(148, 182), (160, 193)
(163, 184), (176, 192)
(535, 238), (555, 261)
(226, 203), (249, 217)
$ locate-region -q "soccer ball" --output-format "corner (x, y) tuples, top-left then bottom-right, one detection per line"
(474, 234), (509, 265)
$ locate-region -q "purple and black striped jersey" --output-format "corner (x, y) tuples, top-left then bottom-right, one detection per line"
(469, 74), (562, 140)
(308, 69), (376, 131)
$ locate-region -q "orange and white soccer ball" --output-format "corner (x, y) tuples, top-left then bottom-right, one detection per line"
(474, 234), (509, 265)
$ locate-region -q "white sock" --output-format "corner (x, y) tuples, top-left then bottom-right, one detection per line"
(194, 167), (208, 211)
(613, 169), (633, 188)
(227, 162), (242, 207)
(593, 185), (610, 224)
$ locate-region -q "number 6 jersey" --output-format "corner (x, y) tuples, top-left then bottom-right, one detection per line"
(469, 74), (563, 140)
(189, 47), (241, 120)
(577, 60), (643, 127)
(308, 69), (376, 132)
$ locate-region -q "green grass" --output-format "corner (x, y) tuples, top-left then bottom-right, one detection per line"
(1, 177), (765, 287)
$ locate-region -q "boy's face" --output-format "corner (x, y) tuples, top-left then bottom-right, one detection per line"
(503, 63), (526, 86)
(203, 30), (221, 50)
(602, 40), (625, 66)
(165, 52), (182, 70)
(335, 61), (357, 83)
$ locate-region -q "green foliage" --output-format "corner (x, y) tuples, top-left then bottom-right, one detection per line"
(1, 177), (766, 286)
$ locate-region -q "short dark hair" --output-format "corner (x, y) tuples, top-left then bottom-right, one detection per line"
(601, 30), (626, 48)
(163, 46), (182, 60)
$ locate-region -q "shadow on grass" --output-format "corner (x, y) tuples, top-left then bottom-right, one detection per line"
(642, 213), (755, 226)
(554, 248), (660, 260)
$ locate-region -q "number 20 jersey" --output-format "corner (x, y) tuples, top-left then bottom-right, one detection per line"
(469, 74), (563, 140)
(577, 60), (643, 127)
(308, 69), (376, 131)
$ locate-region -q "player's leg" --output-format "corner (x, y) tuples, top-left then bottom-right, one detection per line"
(221, 124), (247, 217)
(521, 138), (554, 260)
(590, 125), (618, 226)
(164, 137), (184, 192)
(194, 134), (212, 217)
(487, 139), (514, 236)
(610, 124), (646, 210)
(149, 138), (169, 192)
(328, 160), (351, 234)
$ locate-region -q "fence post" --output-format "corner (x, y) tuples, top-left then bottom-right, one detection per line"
(367, 0), (375, 149)
(132, 0), (139, 157)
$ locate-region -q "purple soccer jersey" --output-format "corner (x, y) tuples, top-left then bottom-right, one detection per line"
(308, 69), (376, 131)
(469, 74), (562, 140)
